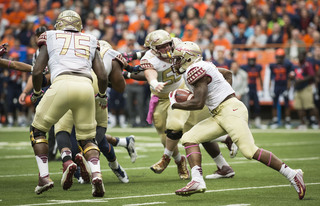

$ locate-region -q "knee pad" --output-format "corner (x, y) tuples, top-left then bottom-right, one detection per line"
(30, 126), (47, 146)
(165, 129), (183, 140)
(79, 139), (100, 154)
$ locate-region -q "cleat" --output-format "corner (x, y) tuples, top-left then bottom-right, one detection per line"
(91, 172), (105, 197)
(285, 121), (292, 129)
(74, 153), (91, 183)
(175, 180), (206, 196)
(290, 169), (306, 200)
(269, 122), (279, 129)
(222, 135), (238, 158)
(61, 160), (77, 190)
(126, 135), (138, 163)
(150, 154), (171, 174)
(205, 166), (235, 179)
(109, 163), (129, 183)
(175, 155), (190, 180)
(34, 175), (54, 195)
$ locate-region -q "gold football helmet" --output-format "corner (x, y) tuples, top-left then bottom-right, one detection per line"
(171, 41), (202, 74)
(54, 10), (82, 32)
(144, 30), (173, 59)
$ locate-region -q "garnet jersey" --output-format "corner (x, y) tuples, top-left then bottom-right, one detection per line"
(38, 30), (98, 83)
(184, 61), (234, 111)
(141, 50), (183, 94)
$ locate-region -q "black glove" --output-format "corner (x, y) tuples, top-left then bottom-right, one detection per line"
(0, 43), (8, 57)
(30, 90), (44, 103)
(125, 65), (143, 74)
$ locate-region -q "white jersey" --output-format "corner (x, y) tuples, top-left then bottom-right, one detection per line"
(39, 30), (98, 82)
(141, 50), (183, 94)
(184, 61), (235, 111)
(100, 47), (121, 77)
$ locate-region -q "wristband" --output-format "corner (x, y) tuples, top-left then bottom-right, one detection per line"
(127, 72), (131, 79)
(150, 79), (158, 89)
(136, 52), (142, 59)
(33, 89), (42, 95)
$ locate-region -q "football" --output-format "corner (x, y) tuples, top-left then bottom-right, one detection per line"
(175, 89), (194, 103)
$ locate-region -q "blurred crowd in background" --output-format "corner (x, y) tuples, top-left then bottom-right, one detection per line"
(0, 0), (319, 129)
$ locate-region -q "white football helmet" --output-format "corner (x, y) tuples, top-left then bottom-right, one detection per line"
(143, 30), (173, 59)
(171, 41), (202, 74)
(54, 10), (83, 32)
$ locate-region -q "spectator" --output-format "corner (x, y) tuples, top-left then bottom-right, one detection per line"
(285, 29), (306, 63)
(246, 25), (267, 50)
(230, 61), (249, 109)
(212, 46), (233, 70)
(266, 22), (284, 48)
(233, 23), (247, 50)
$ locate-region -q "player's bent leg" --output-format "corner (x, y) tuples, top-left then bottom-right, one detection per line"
(253, 148), (306, 200)
(176, 143), (206, 196)
(30, 126), (54, 194)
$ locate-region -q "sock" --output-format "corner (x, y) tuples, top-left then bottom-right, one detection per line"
(213, 153), (229, 169)
(191, 165), (203, 182)
(272, 117), (278, 122)
(285, 116), (291, 122)
(109, 160), (119, 169)
(115, 137), (120, 146)
(279, 163), (296, 181)
(164, 148), (173, 157)
(98, 137), (116, 161)
(117, 138), (127, 147)
(88, 157), (101, 174)
(61, 150), (72, 163)
(35, 155), (49, 177)
(212, 134), (228, 142)
(173, 153), (181, 162)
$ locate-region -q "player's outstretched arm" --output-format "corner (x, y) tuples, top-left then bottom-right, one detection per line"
(0, 58), (32, 72)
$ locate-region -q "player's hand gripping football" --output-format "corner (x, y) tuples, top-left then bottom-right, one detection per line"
(0, 43), (8, 57)
(169, 90), (177, 109)
(95, 92), (108, 109)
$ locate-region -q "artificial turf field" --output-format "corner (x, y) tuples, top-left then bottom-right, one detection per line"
(0, 127), (319, 206)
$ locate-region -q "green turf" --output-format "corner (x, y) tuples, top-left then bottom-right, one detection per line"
(0, 128), (319, 206)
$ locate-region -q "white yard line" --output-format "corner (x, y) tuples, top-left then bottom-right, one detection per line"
(123, 202), (166, 206)
(0, 157), (319, 178)
(15, 183), (320, 206)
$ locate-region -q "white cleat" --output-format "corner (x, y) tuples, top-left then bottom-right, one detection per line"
(290, 169), (306, 200)
(175, 180), (206, 196)
(109, 163), (129, 183)
(91, 172), (105, 197)
(126, 135), (138, 163)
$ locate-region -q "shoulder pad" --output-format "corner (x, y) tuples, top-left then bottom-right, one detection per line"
(140, 59), (155, 70)
(187, 66), (206, 85)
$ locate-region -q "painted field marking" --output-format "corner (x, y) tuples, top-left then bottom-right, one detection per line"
(15, 183), (320, 206)
(123, 202), (166, 206)
(1, 157), (319, 178)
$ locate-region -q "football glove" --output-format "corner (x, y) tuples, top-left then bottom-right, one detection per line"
(169, 90), (177, 109)
(30, 90), (44, 103)
(0, 43), (8, 57)
(125, 65), (143, 74)
(95, 92), (108, 109)
(122, 71), (131, 79)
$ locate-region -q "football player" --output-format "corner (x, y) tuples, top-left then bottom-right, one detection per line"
(169, 41), (306, 199)
(140, 30), (236, 180)
(30, 10), (108, 197)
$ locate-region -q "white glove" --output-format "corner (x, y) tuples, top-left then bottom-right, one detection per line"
(95, 92), (108, 109)
(150, 79), (167, 93)
(168, 90), (177, 109)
